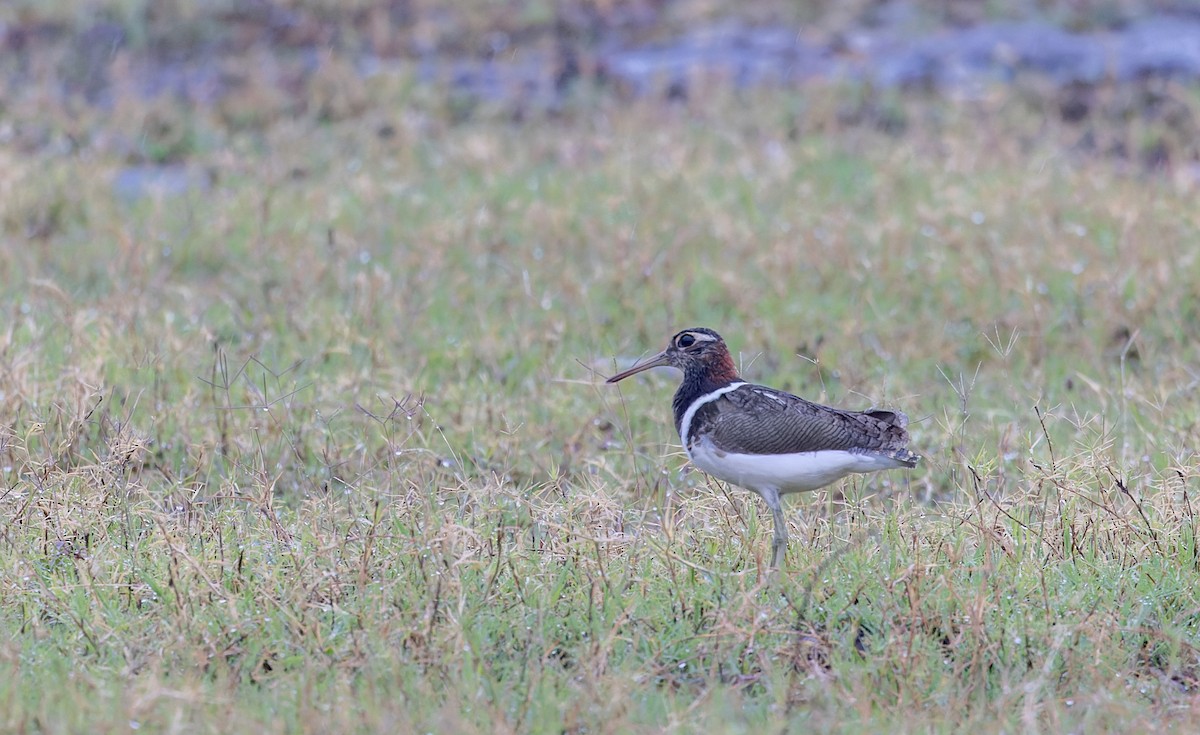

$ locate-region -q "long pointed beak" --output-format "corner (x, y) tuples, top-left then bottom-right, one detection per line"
(606, 351), (672, 383)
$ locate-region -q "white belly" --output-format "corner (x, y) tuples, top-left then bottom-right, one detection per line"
(687, 436), (906, 494)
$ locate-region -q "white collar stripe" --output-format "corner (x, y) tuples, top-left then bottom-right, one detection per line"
(679, 382), (747, 455)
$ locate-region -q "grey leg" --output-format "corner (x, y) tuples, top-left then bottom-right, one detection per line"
(759, 487), (787, 569)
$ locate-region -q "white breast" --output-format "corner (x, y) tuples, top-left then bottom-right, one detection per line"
(687, 435), (907, 495)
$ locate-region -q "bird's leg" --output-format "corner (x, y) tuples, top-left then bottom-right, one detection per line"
(759, 487), (787, 569)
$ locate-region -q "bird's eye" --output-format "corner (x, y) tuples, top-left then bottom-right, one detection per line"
(677, 333), (696, 348)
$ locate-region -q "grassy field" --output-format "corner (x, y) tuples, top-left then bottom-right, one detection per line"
(3, 33), (1200, 732)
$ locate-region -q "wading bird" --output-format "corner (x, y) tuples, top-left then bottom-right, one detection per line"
(607, 328), (920, 568)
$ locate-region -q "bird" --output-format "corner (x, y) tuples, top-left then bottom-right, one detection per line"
(607, 327), (920, 569)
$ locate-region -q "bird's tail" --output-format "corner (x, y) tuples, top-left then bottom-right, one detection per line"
(886, 447), (922, 468)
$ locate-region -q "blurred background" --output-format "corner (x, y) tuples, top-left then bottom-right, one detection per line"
(4, 3), (1200, 731)
(5, 0), (1200, 174)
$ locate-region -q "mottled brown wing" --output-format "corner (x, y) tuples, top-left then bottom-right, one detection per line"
(689, 384), (912, 456)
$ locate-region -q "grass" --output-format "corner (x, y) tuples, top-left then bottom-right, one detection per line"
(3, 45), (1200, 732)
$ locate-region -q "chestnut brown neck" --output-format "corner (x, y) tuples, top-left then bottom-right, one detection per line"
(700, 346), (741, 386)
(671, 345), (742, 435)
